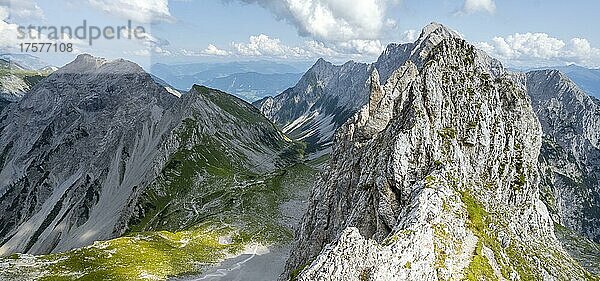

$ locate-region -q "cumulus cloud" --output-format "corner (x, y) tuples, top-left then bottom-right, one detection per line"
(335, 39), (384, 56)
(229, 0), (399, 42)
(203, 44), (229, 56)
(0, 7), (19, 49)
(477, 33), (600, 67)
(197, 34), (385, 61)
(462, 0), (496, 14)
(0, 6), (84, 53)
(120, 28), (171, 56)
(231, 34), (310, 58)
(303, 40), (340, 57)
(87, 0), (174, 23)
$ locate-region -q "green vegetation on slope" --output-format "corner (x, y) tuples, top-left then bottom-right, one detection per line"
(2, 225), (242, 281)
(463, 242), (498, 281)
(460, 190), (535, 280)
(0, 68), (50, 88)
(193, 85), (267, 124)
(0, 162), (317, 281)
(459, 191), (599, 281)
(555, 223), (600, 275)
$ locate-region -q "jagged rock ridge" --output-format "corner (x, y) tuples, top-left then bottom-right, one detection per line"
(255, 23), (504, 156)
(284, 23), (597, 280)
(254, 59), (372, 154)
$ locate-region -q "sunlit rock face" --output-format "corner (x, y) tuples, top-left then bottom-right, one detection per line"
(284, 23), (595, 281)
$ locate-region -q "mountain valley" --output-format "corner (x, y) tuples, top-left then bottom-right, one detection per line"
(0, 23), (599, 281)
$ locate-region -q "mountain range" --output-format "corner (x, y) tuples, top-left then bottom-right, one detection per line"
(204, 72), (304, 102)
(0, 54), (312, 280)
(528, 65), (600, 99)
(150, 61), (307, 102)
(0, 23), (599, 281)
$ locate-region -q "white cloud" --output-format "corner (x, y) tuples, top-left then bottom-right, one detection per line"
(120, 28), (171, 56)
(303, 40), (340, 57)
(231, 34), (310, 58)
(335, 39), (384, 56)
(203, 44), (229, 56)
(130, 49), (151, 56)
(197, 34), (384, 61)
(87, 0), (174, 23)
(0, 0), (44, 22)
(462, 0), (495, 14)
(478, 33), (600, 67)
(230, 0), (400, 42)
(0, 7), (19, 49)
(121, 28), (169, 47)
(0, 6), (85, 53)
(401, 29), (417, 42)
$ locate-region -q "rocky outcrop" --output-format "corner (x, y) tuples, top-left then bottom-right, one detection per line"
(0, 54), (292, 255)
(527, 70), (600, 243)
(284, 24), (596, 280)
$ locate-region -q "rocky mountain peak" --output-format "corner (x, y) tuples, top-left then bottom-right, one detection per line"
(418, 22), (462, 42)
(374, 23), (465, 83)
(313, 58), (331, 68)
(258, 23), (496, 155)
(304, 57), (341, 79)
(57, 54), (145, 75)
(0, 52), (292, 257)
(526, 69), (600, 248)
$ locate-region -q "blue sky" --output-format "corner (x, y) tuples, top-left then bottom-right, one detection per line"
(1, 0), (599, 69)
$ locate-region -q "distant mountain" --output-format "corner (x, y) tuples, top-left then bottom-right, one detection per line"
(254, 59), (371, 154)
(527, 70), (600, 244)
(204, 72), (303, 102)
(150, 60), (310, 91)
(0, 23), (599, 281)
(0, 57), (52, 112)
(529, 65), (600, 98)
(254, 22), (476, 155)
(0, 53), (53, 70)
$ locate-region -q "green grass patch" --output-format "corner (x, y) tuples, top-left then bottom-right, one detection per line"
(4, 224), (246, 281)
(460, 191), (539, 280)
(0, 68), (50, 88)
(290, 260), (313, 281)
(192, 85), (267, 124)
(463, 242), (498, 281)
(439, 127), (457, 140)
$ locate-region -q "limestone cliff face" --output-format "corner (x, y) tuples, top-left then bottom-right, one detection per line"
(527, 70), (600, 243)
(284, 24), (595, 280)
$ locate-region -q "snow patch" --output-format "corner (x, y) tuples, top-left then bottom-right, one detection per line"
(165, 86), (182, 98)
